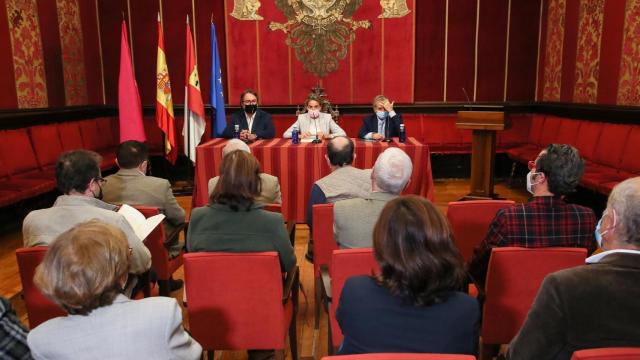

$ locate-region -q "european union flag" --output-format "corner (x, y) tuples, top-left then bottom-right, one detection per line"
(210, 21), (226, 137)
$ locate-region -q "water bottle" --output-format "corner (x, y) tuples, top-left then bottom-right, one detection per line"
(399, 124), (406, 143)
(233, 124), (240, 139)
(292, 125), (299, 144)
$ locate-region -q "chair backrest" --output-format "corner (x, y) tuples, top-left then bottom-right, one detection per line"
(263, 203), (282, 214)
(482, 247), (587, 344)
(571, 347), (640, 360)
(15, 247), (66, 328)
(322, 353), (476, 359)
(183, 252), (286, 350)
(446, 200), (515, 262)
(133, 205), (173, 278)
(329, 248), (379, 348)
(313, 203), (336, 276)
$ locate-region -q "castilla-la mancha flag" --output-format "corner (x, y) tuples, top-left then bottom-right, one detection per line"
(182, 16), (205, 163)
(118, 20), (145, 142)
(156, 14), (177, 164)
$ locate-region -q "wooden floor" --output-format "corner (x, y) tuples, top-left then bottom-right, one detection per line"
(0, 179), (530, 360)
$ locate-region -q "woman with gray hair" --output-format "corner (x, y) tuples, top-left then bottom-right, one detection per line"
(27, 220), (202, 360)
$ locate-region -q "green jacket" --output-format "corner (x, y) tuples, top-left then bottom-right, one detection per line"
(187, 203), (296, 272)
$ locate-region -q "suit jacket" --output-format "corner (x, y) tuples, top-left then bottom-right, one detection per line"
(222, 109), (275, 139)
(22, 195), (151, 274)
(283, 113), (346, 138)
(207, 173), (282, 204)
(28, 295), (202, 360)
(333, 192), (397, 249)
(508, 252), (640, 360)
(187, 203), (296, 272)
(358, 113), (403, 139)
(102, 168), (186, 233)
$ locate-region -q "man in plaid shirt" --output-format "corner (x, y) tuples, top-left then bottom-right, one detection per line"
(0, 296), (31, 359)
(468, 144), (597, 290)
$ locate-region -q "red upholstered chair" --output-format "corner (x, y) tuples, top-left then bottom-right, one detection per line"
(263, 204), (296, 247)
(183, 252), (299, 360)
(322, 354), (476, 360)
(313, 203), (336, 329)
(571, 347), (640, 360)
(132, 206), (185, 297)
(481, 247), (587, 360)
(324, 248), (379, 354)
(446, 200), (515, 263)
(15, 247), (66, 328)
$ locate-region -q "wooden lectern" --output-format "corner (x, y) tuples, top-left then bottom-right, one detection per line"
(456, 110), (508, 199)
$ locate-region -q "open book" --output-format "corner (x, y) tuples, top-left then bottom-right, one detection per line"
(117, 204), (166, 241)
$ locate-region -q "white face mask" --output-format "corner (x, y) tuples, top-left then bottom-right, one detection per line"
(309, 110), (320, 119)
(526, 171), (542, 194)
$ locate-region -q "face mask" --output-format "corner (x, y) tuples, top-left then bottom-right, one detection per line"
(309, 110), (320, 119)
(244, 104), (257, 114)
(594, 218), (604, 248)
(526, 171), (541, 194)
(376, 111), (388, 120)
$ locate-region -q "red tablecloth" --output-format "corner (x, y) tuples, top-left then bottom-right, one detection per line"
(193, 137), (434, 222)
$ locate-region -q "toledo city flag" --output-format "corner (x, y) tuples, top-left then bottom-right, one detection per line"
(118, 20), (145, 142)
(182, 16), (205, 163)
(156, 14), (177, 164)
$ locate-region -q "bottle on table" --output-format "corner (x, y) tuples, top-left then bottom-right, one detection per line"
(292, 125), (299, 144)
(399, 124), (406, 143)
(233, 124), (240, 139)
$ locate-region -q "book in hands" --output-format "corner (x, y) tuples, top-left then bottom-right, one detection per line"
(117, 204), (166, 241)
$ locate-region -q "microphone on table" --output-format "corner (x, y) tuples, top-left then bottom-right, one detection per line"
(312, 113), (322, 144)
(382, 114), (392, 142)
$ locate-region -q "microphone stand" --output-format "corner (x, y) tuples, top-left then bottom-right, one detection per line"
(311, 115), (322, 144)
(382, 114), (392, 142)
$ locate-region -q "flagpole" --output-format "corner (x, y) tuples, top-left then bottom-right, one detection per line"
(185, 15), (191, 163)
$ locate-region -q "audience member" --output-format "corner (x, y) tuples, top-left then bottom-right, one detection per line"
(508, 177), (640, 360)
(188, 150), (295, 272)
(283, 93), (346, 139)
(222, 89), (275, 141)
(27, 220), (201, 359)
(102, 140), (186, 257)
(336, 196), (479, 355)
(305, 136), (371, 260)
(22, 150), (151, 276)
(0, 296), (31, 360)
(358, 95), (404, 140)
(207, 139), (282, 204)
(468, 144), (597, 289)
(333, 147), (413, 248)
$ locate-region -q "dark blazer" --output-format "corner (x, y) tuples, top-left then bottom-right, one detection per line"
(508, 252), (640, 360)
(222, 109), (275, 139)
(336, 276), (479, 355)
(358, 113), (403, 138)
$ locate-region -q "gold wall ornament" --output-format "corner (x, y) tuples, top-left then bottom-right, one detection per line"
(379, 0), (410, 19)
(230, 0), (263, 21)
(269, 0), (371, 78)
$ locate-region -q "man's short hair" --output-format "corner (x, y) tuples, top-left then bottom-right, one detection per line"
(239, 89), (258, 104)
(55, 150), (102, 194)
(222, 139), (251, 156)
(372, 95), (388, 107)
(327, 136), (354, 167)
(116, 140), (148, 169)
(373, 148), (413, 194)
(607, 177), (640, 247)
(536, 144), (584, 196)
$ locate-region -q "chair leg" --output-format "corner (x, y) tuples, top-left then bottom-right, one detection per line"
(206, 350), (215, 360)
(274, 349), (285, 360)
(289, 311), (298, 360)
(158, 279), (170, 297)
(327, 318), (335, 356)
(507, 161), (517, 188)
(314, 275), (321, 329)
(480, 343), (500, 360)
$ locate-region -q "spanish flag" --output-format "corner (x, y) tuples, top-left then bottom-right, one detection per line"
(182, 16), (205, 163)
(156, 13), (177, 164)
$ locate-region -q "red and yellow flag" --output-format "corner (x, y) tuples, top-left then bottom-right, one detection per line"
(182, 16), (205, 163)
(156, 14), (177, 164)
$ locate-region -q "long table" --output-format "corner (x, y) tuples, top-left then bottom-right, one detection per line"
(192, 137), (434, 223)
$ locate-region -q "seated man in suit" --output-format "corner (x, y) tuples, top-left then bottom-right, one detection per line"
(358, 95), (403, 140)
(334, 147), (413, 248)
(468, 144), (597, 290)
(102, 140), (186, 259)
(222, 89), (275, 141)
(22, 150), (151, 277)
(508, 177), (640, 360)
(208, 139), (281, 204)
(283, 93), (346, 140)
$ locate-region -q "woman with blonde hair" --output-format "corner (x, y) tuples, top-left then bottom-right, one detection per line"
(283, 93), (346, 140)
(27, 220), (202, 359)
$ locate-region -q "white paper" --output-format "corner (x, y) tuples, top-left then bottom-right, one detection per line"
(117, 204), (166, 241)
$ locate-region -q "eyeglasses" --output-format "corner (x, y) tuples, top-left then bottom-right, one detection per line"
(242, 100), (258, 105)
(94, 177), (107, 185)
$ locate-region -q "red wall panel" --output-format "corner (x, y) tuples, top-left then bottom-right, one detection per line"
(38, 0), (65, 107)
(597, 0), (625, 105)
(79, 0), (103, 104)
(446, 0), (477, 102)
(130, 0), (159, 106)
(0, 0), (17, 108)
(536, 0), (549, 101)
(476, 0), (508, 101)
(414, 0), (446, 102)
(559, 0), (579, 102)
(507, 0), (541, 101)
(98, 0), (128, 105)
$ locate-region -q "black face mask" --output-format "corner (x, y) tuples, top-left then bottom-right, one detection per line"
(244, 104), (257, 114)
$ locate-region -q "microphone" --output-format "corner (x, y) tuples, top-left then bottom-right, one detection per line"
(311, 114), (322, 144)
(462, 87), (473, 111)
(382, 114), (392, 142)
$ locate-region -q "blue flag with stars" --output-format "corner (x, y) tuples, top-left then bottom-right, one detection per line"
(210, 21), (226, 137)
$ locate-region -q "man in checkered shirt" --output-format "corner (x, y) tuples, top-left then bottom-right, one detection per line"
(468, 144), (597, 290)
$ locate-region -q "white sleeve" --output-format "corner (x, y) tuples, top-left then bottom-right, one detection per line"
(282, 117), (301, 138)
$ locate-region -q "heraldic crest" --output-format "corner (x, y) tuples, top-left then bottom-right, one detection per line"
(268, 0), (371, 78)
